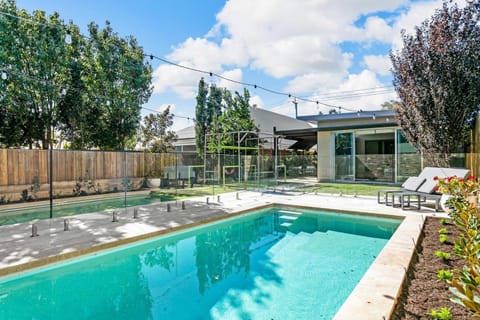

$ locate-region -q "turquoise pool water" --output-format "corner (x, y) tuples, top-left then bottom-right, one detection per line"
(0, 207), (400, 319)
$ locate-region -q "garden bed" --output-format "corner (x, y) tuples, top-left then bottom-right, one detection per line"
(392, 216), (474, 319)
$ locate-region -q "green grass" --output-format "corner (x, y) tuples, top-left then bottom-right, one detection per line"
(297, 183), (401, 197)
(149, 182), (400, 199)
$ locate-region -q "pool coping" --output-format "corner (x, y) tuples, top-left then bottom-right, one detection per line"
(0, 191), (434, 319)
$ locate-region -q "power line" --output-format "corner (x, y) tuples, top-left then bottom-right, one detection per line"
(0, 10), (393, 115)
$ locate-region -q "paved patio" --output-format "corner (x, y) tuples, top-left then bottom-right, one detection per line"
(0, 190), (447, 319)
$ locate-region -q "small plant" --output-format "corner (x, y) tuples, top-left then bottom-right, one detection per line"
(438, 228), (448, 235)
(0, 194), (9, 204)
(434, 251), (450, 260)
(439, 218), (449, 225)
(439, 234), (448, 244)
(437, 269), (453, 281)
(428, 307), (452, 320)
(73, 171), (99, 196)
(20, 189), (30, 202)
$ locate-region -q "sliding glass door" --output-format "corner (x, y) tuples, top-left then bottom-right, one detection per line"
(334, 132), (354, 181)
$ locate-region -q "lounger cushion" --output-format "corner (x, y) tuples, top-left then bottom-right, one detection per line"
(402, 176), (426, 191)
(416, 179), (438, 194)
(416, 167), (470, 194)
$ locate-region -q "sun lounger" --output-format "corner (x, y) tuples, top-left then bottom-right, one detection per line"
(377, 176), (426, 205)
(395, 167), (470, 211)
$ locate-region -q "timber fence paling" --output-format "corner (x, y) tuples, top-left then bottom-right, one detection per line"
(0, 149), (179, 188)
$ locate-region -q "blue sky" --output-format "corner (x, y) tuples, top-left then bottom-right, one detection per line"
(15, 0), (450, 130)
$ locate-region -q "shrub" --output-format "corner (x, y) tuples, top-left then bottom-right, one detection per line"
(439, 234), (448, 244)
(436, 174), (480, 316)
(427, 307), (452, 320)
(434, 251), (450, 260)
(437, 269), (453, 282)
(438, 228), (448, 235)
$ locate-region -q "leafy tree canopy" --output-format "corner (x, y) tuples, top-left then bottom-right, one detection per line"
(141, 106), (177, 153)
(0, 0), (152, 150)
(390, 0), (480, 166)
(194, 78), (258, 157)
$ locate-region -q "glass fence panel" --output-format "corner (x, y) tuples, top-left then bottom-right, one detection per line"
(6, 148), (480, 226)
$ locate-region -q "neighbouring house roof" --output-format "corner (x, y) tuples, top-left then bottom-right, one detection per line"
(175, 126), (196, 146)
(249, 106), (315, 133)
(174, 106), (315, 150)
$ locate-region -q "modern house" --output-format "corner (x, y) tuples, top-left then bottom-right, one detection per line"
(277, 109), (422, 184)
(176, 106), (474, 184)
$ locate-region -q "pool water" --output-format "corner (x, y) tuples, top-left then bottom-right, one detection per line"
(0, 207), (400, 319)
(0, 194), (162, 226)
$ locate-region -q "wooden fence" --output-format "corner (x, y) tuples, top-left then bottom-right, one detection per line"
(0, 149), (182, 186)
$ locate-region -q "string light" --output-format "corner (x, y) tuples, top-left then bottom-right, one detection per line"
(0, 10), (395, 115)
(64, 30), (72, 45)
(1, 71), (6, 80)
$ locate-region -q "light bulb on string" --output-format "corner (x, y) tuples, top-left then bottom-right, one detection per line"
(64, 30), (72, 45)
(1, 71), (6, 80)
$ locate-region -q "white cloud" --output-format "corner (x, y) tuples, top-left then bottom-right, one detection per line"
(151, 0), (461, 118)
(363, 16), (395, 43)
(217, 68), (243, 92)
(363, 55), (392, 76)
(390, 0), (443, 50)
(313, 70), (398, 111)
(249, 95), (265, 109)
(172, 116), (194, 132)
(153, 0), (412, 96)
(152, 64), (200, 99)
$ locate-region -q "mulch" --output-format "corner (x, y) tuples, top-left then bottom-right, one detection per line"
(391, 216), (475, 319)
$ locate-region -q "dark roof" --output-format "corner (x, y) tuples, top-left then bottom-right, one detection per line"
(297, 109), (395, 122)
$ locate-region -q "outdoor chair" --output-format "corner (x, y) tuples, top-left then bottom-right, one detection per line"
(377, 176), (426, 205)
(394, 167), (470, 211)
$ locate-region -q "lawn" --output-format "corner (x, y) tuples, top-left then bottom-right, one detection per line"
(297, 182), (401, 197)
(148, 182), (401, 199)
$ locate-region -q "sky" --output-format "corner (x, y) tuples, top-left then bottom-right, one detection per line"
(14, 0), (453, 130)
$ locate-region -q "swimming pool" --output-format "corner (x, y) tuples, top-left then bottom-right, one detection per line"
(0, 207), (400, 319)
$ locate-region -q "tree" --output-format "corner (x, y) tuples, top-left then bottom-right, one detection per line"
(140, 106), (177, 153)
(82, 21), (152, 150)
(0, 1), (152, 150)
(205, 84), (223, 153)
(0, 1), (74, 149)
(390, 1), (480, 166)
(217, 88), (257, 151)
(194, 78), (209, 158)
(381, 100), (401, 110)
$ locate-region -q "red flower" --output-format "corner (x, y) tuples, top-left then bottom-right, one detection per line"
(433, 176), (439, 181)
(434, 185), (439, 191)
(458, 177), (464, 182)
(468, 175), (476, 181)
